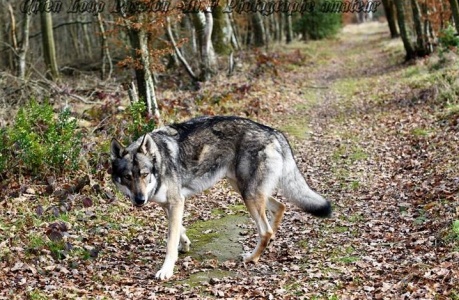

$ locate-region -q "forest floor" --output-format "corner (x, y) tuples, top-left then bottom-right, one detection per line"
(1, 22), (459, 299)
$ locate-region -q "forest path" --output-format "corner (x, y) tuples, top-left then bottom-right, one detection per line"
(278, 22), (459, 298)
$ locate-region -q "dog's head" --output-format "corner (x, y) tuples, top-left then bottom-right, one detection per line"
(110, 135), (159, 207)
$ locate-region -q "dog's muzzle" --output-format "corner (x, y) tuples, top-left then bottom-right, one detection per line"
(134, 194), (146, 206)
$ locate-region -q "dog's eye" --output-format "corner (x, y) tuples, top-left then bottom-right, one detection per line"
(141, 173), (149, 178)
(124, 174), (132, 181)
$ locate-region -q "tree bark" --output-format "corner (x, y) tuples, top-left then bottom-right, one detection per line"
(166, 17), (198, 81)
(116, 0), (160, 120)
(212, 6), (232, 54)
(40, 0), (59, 80)
(18, 10), (30, 79)
(192, 9), (216, 81)
(382, 0), (399, 38)
(394, 0), (416, 60)
(96, 2), (113, 80)
(284, 13), (293, 44)
(411, 0), (431, 56)
(252, 12), (266, 46)
(128, 26), (160, 120)
(228, 12), (240, 50)
(450, 0), (459, 33)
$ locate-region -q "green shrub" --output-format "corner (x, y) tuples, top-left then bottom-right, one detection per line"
(294, 3), (342, 40)
(0, 128), (7, 174)
(125, 101), (156, 142)
(1, 100), (82, 177)
(438, 24), (459, 51)
(453, 220), (459, 238)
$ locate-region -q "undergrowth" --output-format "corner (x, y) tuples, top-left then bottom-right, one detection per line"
(0, 100), (81, 179)
(125, 100), (156, 143)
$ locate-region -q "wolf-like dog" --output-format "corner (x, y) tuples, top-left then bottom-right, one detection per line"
(110, 116), (331, 280)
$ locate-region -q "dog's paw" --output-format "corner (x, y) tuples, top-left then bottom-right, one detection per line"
(155, 260), (175, 280)
(178, 241), (190, 253)
(241, 252), (260, 264)
(155, 267), (174, 280)
(178, 236), (191, 253)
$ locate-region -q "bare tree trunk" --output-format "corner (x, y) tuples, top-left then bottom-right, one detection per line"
(40, 0), (59, 80)
(201, 8), (214, 81)
(382, 0), (399, 38)
(263, 15), (271, 50)
(212, 6), (233, 54)
(394, 0), (416, 60)
(7, 4), (18, 74)
(252, 12), (266, 46)
(192, 9), (216, 81)
(18, 10), (30, 79)
(284, 13), (293, 44)
(357, 0), (366, 23)
(228, 12), (240, 50)
(450, 0), (459, 33)
(411, 0), (431, 56)
(183, 16), (198, 56)
(128, 25), (160, 120)
(96, 3), (113, 80)
(272, 13), (281, 42)
(278, 12), (284, 42)
(166, 17), (198, 81)
(116, 0), (160, 120)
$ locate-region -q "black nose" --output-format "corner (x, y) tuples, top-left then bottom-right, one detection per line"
(134, 195), (146, 206)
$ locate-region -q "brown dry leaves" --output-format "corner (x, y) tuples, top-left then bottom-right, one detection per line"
(1, 23), (458, 299)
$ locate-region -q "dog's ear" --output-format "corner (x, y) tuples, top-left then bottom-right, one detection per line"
(111, 138), (125, 160)
(138, 134), (155, 155)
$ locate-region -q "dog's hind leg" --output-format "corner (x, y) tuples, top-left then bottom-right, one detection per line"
(267, 196), (286, 239)
(161, 204), (191, 253)
(242, 194), (273, 264)
(178, 225), (191, 253)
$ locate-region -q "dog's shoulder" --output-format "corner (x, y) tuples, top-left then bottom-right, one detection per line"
(153, 125), (179, 138)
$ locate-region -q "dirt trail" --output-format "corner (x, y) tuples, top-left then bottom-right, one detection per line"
(288, 23), (459, 299)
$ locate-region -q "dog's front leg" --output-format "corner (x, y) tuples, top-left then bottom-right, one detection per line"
(160, 204), (191, 253)
(156, 198), (184, 280)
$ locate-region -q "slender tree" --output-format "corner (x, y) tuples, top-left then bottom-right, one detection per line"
(40, 0), (59, 80)
(96, 0), (113, 80)
(18, 9), (30, 79)
(192, 9), (216, 81)
(252, 12), (266, 46)
(382, 0), (399, 38)
(450, 0), (459, 33)
(284, 13), (293, 44)
(116, 0), (161, 120)
(394, 0), (416, 59)
(212, 6), (233, 54)
(411, 0), (431, 56)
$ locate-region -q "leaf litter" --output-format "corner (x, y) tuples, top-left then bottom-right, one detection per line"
(1, 23), (458, 299)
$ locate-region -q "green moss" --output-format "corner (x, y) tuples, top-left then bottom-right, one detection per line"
(334, 226), (349, 233)
(186, 213), (248, 262)
(411, 127), (431, 137)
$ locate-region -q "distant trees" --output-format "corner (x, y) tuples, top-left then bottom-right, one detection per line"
(392, 0), (456, 60)
(1, 0), (458, 113)
(294, 0), (342, 40)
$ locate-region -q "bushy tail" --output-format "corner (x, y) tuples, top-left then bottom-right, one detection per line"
(280, 156), (332, 218)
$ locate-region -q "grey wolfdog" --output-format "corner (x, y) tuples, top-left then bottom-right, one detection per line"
(110, 116), (331, 280)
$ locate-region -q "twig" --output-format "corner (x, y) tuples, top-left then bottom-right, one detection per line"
(91, 115), (111, 134)
(304, 85), (329, 89)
